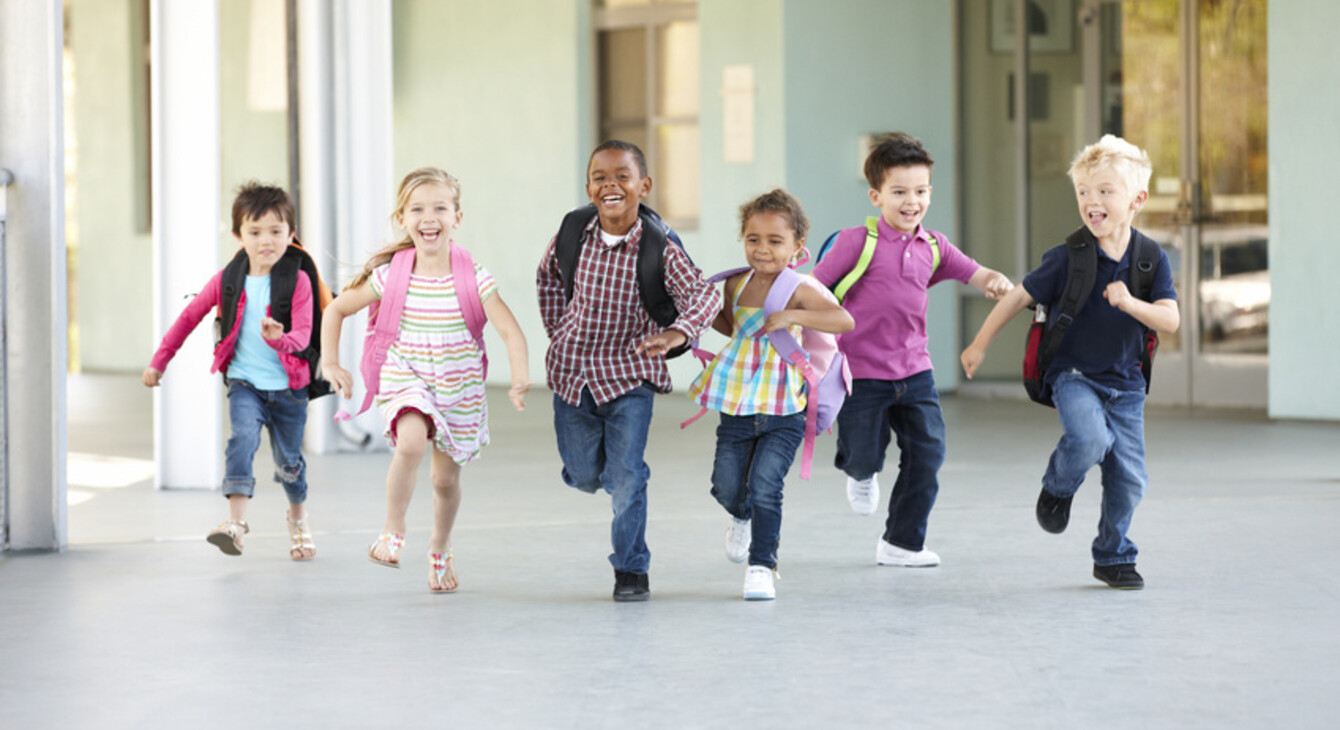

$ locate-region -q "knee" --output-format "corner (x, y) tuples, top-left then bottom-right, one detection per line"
(431, 469), (461, 495)
(1067, 431), (1111, 464)
(275, 460), (304, 484)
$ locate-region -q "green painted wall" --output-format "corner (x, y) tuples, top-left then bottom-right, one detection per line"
(781, 0), (961, 389)
(1268, 2), (1340, 420)
(392, 0), (583, 385)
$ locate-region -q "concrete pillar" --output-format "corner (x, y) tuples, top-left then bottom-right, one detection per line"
(0, 0), (68, 550)
(150, 0), (223, 488)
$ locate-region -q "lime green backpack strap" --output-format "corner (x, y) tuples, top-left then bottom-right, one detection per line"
(927, 229), (941, 273)
(833, 216), (881, 302)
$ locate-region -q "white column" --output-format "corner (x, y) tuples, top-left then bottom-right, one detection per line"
(150, 0), (223, 489)
(296, 0), (338, 453)
(328, 0), (395, 449)
(0, 0), (68, 550)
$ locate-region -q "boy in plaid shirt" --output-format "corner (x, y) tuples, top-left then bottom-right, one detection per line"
(537, 140), (720, 601)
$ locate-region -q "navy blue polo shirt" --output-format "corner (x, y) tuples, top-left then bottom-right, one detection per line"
(1022, 229), (1177, 392)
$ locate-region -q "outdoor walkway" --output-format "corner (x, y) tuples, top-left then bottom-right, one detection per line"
(3, 374), (1338, 729)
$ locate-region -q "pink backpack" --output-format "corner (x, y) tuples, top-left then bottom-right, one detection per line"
(335, 244), (487, 422)
(683, 265), (851, 479)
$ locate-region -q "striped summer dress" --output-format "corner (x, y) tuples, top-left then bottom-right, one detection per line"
(369, 260), (497, 464)
(688, 272), (806, 417)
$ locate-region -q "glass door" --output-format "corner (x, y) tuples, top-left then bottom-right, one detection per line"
(1084, 0), (1268, 408)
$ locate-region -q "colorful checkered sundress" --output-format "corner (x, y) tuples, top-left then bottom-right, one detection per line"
(688, 272), (806, 416)
(369, 261), (497, 463)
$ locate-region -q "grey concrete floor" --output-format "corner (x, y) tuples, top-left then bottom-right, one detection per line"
(3, 373), (1340, 729)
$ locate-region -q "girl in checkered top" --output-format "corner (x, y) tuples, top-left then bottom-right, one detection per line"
(688, 189), (853, 600)
(321, 167), (530, 593)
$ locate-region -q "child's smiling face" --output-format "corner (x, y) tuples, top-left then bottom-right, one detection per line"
(1073, 165), (1146, 244)
(586, 149), (651, 234)
(235, 210), (294, 276)
(743, 211), (804, 278)
(396, 182), (462, 256)
(869, 164), (933, 235)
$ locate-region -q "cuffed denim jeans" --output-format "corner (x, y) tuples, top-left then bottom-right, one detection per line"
(1043, 370), (1148, 565)
(710, 412), (805, 570)
(223, 380), (309, 503)
(552, 384), (655, 574)
(834, 370), (946, 552)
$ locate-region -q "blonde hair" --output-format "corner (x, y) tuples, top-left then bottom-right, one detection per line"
(346, 167), (462, 291)
(1068, 134), (1152, 195)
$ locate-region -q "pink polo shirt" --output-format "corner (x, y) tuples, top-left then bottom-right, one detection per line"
(811, 218), (979, 381)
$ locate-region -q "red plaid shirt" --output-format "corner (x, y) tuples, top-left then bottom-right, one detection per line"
(538, 216), (721, 406)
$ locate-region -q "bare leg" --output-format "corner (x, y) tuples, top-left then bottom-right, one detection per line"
(371, 411), (430, 563)
(427, 449), (462, 591)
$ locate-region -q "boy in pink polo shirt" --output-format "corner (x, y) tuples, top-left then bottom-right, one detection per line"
(812, 132), (1012, 567)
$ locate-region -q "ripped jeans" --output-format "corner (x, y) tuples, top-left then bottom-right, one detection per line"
(223, 380), (309, 503)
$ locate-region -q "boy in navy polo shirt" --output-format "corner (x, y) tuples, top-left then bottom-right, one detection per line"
(960, 135), (1180, 589)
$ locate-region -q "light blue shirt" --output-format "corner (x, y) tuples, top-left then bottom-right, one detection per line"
(226, 276), (289, 390)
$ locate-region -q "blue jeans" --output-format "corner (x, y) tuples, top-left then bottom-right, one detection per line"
(1044, 370), (1147, 565)
(552, 384), (655, 574)
(223, 380), (309, 503)
(834, 370), (946, 552)
(710, 412), (805, 570)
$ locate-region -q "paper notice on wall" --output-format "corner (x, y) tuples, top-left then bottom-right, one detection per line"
(723, 65), (755, 164)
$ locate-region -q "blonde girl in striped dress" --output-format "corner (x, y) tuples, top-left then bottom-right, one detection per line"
(321, 167), (530, 593)
(688, 189), (853, 600)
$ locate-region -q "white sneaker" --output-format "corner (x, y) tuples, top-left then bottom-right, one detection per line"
(875, 539), (940, 567)
(847, 474), (880, 515)
(724, 517), (751, 564)
(743, 565), (776, 600)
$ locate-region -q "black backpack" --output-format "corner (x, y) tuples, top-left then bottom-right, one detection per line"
(554, 202), (691, 358)
(1022, 227), (1161, 407)
(217, 243), (333, 399)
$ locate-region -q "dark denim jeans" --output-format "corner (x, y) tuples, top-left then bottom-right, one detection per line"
(834, 370), (946, 552)
(223, 380), (309, 503)
(1044, 370), (1148, 565)
(552, 384), (655, 574)
(710, 412), (805, 569)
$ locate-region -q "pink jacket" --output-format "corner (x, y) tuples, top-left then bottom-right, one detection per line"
(149, 269), (314, 389)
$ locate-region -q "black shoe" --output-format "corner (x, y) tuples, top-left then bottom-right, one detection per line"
(1093, 563), (1144, 590)
(613, 570), (650, 602)
(1035, 488), (1073, 534)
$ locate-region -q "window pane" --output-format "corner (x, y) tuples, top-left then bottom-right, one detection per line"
(656, 21), (698, 118)
(655, 122), (699, 223)
(599, 29), (647, 125)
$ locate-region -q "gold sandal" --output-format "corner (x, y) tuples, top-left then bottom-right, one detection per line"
(286, 514), (316, 561)
(206, 520), (249, 556)
(368, 532), (405, 568)
(429, 550), (458, 593)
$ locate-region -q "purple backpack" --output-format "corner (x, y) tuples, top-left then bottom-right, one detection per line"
(684, 265), (851, 479)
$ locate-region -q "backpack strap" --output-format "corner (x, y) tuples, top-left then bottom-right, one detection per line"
(758, 269), (826, 480)
(1037, 227), (1098, 377)
(832, 217), (879, 303)
(335, 247), (415, 422)
(1128, 229), (1161, 393)
(451, 243), (489, 379)
(216, 249), (250, 345)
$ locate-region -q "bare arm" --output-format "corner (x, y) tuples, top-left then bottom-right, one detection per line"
(1104, 281), (1181, 334)
(967, 266), (1014, 300)
(762, 279), (855, 335)
(481, 292), (532, 411)
(960, 285), (1035, 379)
(319, 282), (379, 400)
